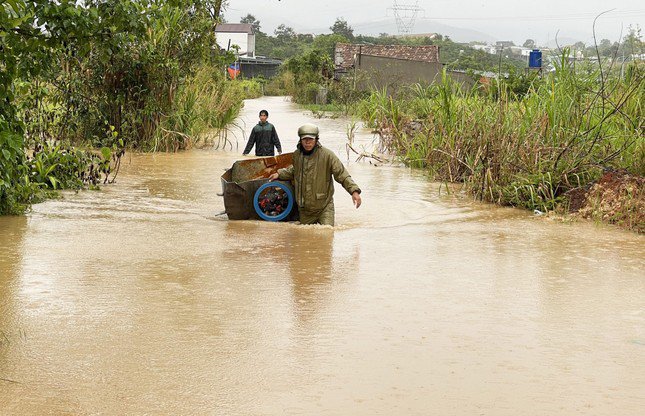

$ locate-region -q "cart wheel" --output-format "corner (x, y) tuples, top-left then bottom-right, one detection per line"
(253, 182), (294, 222)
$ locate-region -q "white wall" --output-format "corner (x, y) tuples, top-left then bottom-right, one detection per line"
(215, 33), (255, 57)
(247, 34), (255, 58)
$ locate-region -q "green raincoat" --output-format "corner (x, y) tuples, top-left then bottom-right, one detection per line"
(277, 142), (361, 225)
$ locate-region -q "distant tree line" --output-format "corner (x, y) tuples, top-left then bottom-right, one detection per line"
(235, 15), (526, 73)
(521, 25), (643, 59)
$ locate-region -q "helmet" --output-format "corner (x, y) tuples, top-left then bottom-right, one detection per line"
(297, 123), (319, 139)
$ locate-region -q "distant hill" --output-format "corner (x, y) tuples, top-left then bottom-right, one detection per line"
(543, 37), (584, 49)
(344, 17), (498, 44)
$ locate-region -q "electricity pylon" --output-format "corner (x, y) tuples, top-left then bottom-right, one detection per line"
(387, 1), (425, 35)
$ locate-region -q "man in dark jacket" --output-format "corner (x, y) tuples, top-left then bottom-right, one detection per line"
(269, 123), (361, 226)
(243, 110), (282, 156)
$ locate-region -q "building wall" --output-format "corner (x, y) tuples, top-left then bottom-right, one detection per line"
(353, 55), (473, 91)
(356, 55), (443, 90)
(247, 34), (255, 58)
(335, 43), (440, 69)
(216, 33), (255, 56)
(239, 61), (280, 78)
(446, 71), (476, 88)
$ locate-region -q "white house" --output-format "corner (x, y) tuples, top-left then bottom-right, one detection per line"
(214, 23), (256, 58)
(471, 44), (498, 55)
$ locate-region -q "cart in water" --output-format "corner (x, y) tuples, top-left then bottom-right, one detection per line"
(220, 153), (298, 221)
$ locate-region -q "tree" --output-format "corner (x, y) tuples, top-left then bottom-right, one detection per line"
(595, 40), (621, 57)
(572, 41), (586, 52)
(312, 34), (349, 56)
(212, 0), (224, 20)
(523, 39), (536, 49)
(622, 25), (643, 57)
(240, 14), (263, 35)
(274, 24), (296, 40)
(330, 18), (354, 40)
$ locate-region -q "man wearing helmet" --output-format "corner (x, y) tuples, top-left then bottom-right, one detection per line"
(243, 110), (282, 156)
(269, 123), (362, 226)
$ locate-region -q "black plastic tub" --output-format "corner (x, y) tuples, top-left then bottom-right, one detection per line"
(220, 153), (298, 221)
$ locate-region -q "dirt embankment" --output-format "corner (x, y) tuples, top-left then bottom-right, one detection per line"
(565, 169), (644, 233)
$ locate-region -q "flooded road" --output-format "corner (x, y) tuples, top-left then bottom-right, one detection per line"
(1, 97), (644, 415)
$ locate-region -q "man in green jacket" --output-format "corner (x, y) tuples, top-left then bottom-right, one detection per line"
(269, 123), (362, 226)
(243, 110), (282, 156)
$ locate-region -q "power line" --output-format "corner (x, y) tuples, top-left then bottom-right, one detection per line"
(387, 1), (425, 35)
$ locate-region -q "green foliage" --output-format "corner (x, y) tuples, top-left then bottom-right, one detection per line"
(1, 0), (237, 214)
(4, 0), (233, 151)
(256, 24), (312, 60)
(263, 71), (295, 96)
(155, 65), (245, 151)
(27, 141), (117, 190)
(578, 26), (643, 60)
(487, 68), (543, 100)
(329, 18), (354, 40)
(237, 79), (264, 99)
(355, 56), (644, 212)
(327, 75), (370, 114)
(240, 13), (262, 34)
(0, 128), (31, 215)
(283, 50), (334, 103)
(311, 34), (350, 57)
(622, 25), (643, 57)
(0, 135), (124, 214)
(1, 0), (37, 214)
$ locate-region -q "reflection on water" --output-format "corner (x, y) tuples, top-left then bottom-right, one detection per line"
(287, 230), (335, 317)
(0, 97), (643, 415)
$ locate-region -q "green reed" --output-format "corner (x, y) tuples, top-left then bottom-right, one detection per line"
(154, 66), (245, 152)
(354, 58), (644, 212)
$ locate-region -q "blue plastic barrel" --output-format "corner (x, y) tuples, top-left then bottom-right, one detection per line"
(528, 49), (542, 68)
(253, 182), (294, 222)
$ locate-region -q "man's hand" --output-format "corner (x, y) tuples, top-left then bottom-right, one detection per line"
(269, 173), (279, 181)
(352, 191), (362, 209)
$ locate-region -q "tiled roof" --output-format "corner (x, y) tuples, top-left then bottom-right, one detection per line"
(215, 23), (254, 34)
(334, 43), (440, 68)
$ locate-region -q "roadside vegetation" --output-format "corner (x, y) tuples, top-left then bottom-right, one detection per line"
(355, 55), (643, 231)
(1, 0), (244, 215)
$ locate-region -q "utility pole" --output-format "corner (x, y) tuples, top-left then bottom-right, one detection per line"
(387, 1), (425, 35)
(498, 45), (503, 78)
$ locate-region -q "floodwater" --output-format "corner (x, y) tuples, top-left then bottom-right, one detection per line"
(1, 96), (643, 415)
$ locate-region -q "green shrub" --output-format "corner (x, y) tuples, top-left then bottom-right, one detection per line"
(356, 59), (644, 212)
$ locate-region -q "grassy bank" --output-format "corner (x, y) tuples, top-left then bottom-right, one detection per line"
(1, 67), (246, 215)
(353, 58), (644, 230)
(1, 1), (245, 215)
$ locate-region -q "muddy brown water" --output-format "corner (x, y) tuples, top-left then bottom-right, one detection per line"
(1, 97), (644, 415)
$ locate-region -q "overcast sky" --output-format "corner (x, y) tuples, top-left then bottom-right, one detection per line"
(223, 1), (645, 45)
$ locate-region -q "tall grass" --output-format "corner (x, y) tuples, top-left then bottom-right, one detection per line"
(354, 59), (644, 212)
(153, 66), (246, 152)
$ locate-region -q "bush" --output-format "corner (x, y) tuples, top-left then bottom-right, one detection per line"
(356, 59), (644, 213)
(238, 79), (264, 99)
(264, 71), (294, 96)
